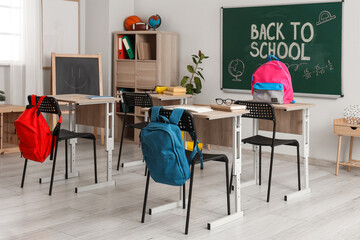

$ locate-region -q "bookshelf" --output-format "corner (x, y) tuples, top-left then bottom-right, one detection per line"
(113, 31), (179, 142)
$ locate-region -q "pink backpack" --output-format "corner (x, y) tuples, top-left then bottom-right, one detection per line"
(251, 55), (294, 104)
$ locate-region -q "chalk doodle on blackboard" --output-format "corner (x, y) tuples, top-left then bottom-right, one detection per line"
(316, 10), (336, 26)
(303, 60), (334, 79)
(285, 63), (308, 71)
(255, 62), (307, 72)
(228, 59), (245, 82)
(64, 68), (88, 90)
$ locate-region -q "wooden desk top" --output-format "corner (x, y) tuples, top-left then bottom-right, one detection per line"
(50, 94), (121, 105)
(271, 102), (315, 111)
(142, 105), (249, 121)
(334, 118), (360, 127)
(150, 94), (193, 101)
(0, 104), (25, 113)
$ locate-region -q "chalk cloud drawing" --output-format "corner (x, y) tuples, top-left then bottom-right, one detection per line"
(316, 10), (336, 26)
(228, 59), (245, 82)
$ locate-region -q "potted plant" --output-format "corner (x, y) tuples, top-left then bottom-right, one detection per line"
(0, 90), (5, 103)
(180, 50), (209, 95)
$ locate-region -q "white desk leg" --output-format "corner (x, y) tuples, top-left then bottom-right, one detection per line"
(284, 108), (311, 201)
(208, 115), (243, 230)
(75, 102), (116, 193)
(39, 102), (79, 184)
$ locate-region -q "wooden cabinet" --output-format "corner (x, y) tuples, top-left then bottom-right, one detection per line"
(0, 105), (25, 154)
(112, 31), (178, 142)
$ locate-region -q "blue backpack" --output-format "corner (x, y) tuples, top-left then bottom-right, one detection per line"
(140, 107), (202, 186)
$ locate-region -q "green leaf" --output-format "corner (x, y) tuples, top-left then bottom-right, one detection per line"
(180, 76), (189, 86)
(203, 56), (209, 59)
(192, 55), (198, 59)
(186, 84), (194, 94)
(194, 76), (202, 90)
(200, 53), (204, 61)
(197, 71), (204, 80)
(194, 88), (201, 94)
(197, 67), (203, 71)
(192, 57), (197, 65)
(187, 65), (195, 73)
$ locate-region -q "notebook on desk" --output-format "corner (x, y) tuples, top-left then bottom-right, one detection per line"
(166, 105), (213, 113)
(86, 96), (114, 100)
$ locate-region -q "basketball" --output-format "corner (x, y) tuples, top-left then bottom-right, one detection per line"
(124, 15), (142, 30)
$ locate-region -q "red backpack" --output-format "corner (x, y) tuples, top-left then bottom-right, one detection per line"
(15, 95), (62, 163)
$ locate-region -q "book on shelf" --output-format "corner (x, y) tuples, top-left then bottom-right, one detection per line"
(210, 104), (246, 112)
(122, 35), (134, 59)
(137, 42), (151, 60)
(118, 35), (126, 59)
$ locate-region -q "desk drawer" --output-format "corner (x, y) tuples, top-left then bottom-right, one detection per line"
(334, 125), (360, 136)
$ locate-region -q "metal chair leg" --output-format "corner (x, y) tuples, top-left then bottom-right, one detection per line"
(266, 147), (275, 202)
(297, 144), (301, 191)
(117, 117), (126, 170)
(259, 146), (262, 185)
(93, 139), (98, 184)
(144, 165), (147, 176)
(65, 139), (68, 179)
(141, 170), (151, 223)
(49, 139), (59, 196)
(185, 162), (195, 235)
(225, 159), (231, 215)
(21, 159), (28, 188)
(183, 184), (186, 209)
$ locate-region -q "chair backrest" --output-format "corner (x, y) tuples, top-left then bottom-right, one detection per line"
(123, 92), (153, 108)
(235, 100), (275, 121)
(27, 95), (62, 135)
(149, 108), (197, 139)
(235, 100), (276, 136)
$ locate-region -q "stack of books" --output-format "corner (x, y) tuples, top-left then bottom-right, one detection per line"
(163, 86), (187, 96)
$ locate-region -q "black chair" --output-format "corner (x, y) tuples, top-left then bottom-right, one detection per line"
(116, 92), (153, 170)
(141, 108), (231, 235)
(21, 95), (97, 196)
(231, 100), (301, 202)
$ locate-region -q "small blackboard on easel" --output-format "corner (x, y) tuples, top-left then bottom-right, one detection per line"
(51, 53), (103, 95)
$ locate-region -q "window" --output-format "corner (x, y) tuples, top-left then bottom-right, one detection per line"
(0, 0), (22, 63)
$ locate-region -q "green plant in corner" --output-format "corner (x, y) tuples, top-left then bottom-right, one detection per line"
(0, 90), (5, 102)
(180, 50), (209, 95)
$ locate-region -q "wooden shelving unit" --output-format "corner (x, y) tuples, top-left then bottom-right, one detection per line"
(113, 31), (179, 142)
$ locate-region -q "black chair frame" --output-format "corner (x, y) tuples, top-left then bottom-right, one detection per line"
(117, 92), (153, 170)
(141, 108), (231, 234)
(21, 95), (97, 196)
(232, 100), (301, 202)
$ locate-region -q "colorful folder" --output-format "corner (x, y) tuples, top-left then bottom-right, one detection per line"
(122, 36), (134, 59)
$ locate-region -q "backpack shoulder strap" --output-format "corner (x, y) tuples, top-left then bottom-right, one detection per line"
(150, 106), (162, 122)
(169, 108), (184, 125)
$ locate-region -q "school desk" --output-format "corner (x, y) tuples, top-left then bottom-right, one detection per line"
(0, 104), (25, 154)
(146, 106), (249, 230)
(42, 94), (120, 193)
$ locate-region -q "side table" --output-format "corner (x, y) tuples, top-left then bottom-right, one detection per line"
(334, 118), (360, 175)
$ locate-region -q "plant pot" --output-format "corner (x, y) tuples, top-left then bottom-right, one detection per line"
(186, 95), (196, 105)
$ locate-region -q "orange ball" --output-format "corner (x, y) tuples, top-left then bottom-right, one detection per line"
(124, 15), (142, 30)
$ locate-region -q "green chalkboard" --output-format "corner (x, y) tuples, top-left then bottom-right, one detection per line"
(222, 2), (342, 96)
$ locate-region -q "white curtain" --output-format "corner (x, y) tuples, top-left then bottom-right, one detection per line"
(8, 0), (43, 105)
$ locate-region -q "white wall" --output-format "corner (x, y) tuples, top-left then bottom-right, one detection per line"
(131, 0), (360, 163)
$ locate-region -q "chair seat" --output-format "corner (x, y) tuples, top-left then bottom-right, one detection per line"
(242, 135), (298, 147)
(185, 150), (228, 164)
(127, 122), (149, 130)
(58, 129), (96, 141)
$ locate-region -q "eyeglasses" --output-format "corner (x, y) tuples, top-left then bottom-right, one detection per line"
(215, 98), (235, 106)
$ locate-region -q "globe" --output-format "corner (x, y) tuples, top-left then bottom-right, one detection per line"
(148, 14), (161, 29)
(228, 59), (245, 82)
